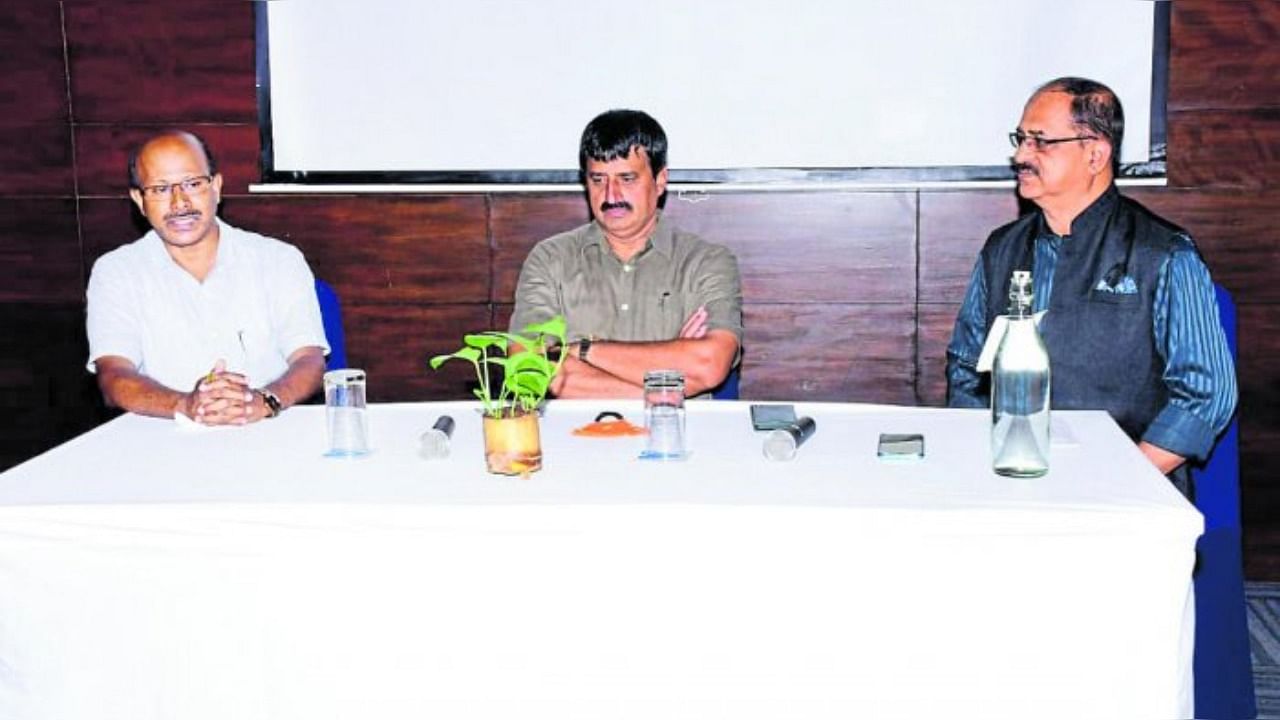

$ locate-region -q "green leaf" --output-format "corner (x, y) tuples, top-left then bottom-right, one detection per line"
(521, 316), (567, 344)
(429, 346), (481, 369)
(480, 331), (536, 350)
(463, 334), (507, 351)
(503, 352), (553, 401)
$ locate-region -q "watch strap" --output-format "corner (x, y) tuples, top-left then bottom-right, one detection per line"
(256, 388), (282, 418)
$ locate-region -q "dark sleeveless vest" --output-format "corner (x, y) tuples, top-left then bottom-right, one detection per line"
(979, 186), (1190, 442)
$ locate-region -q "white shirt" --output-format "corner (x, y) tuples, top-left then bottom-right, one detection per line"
(86, 219), (329, 391)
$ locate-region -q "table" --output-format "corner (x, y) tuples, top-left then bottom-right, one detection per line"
(0, 401), (1201, 719)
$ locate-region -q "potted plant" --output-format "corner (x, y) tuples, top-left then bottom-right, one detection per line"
(429, 316), (567, 475)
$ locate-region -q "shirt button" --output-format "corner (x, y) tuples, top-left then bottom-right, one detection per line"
(623, 264), (633, 273)
(621, 303), (629, 312)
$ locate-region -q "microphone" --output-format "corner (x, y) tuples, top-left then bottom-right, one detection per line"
(419, 415), (456, 460)
(762, 416), (816, 462)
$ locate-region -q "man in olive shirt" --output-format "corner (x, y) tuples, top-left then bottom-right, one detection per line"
(510, 109), (743, 398)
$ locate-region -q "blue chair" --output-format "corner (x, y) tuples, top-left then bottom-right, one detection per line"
(314, 279), (347, 370)
(1192, 284), (1255, 720)
(711, 363), (741, 400)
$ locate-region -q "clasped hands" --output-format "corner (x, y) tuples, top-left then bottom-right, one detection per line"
(177, 359), (267, 425)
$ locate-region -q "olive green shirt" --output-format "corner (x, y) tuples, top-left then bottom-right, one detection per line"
(510, 214), (743, 346)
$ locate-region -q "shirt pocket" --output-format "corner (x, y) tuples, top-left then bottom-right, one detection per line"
(657, 289), (688, 338)
(1087, 289), (1141, 306)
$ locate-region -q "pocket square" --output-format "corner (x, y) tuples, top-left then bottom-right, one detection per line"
(1094, 275), (1138, 294)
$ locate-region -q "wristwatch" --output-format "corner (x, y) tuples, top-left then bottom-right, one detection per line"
(578, 337), (594, 365)
(256, 388), (283, 418)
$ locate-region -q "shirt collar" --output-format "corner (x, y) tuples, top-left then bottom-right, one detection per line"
(1037, 184), (1119, 239)
(144, 216), (234, 276)
(583, 211), (674, 260)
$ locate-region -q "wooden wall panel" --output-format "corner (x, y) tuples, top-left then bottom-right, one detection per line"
(1169, 2), (1280, 112)
(346, 304), (494, 402)
(0, 5), (73, 197)
(0, 124), (75, 197)
(64, 1), (256, 123)
(918, 191), (1021, 303)
(0, 4), (69, 124)
(78, 198), (149, 273)
(741, 304), (915, 403)
(1237, 302), (1280, 578)
(491, 194), (593, 302)
(916, 304), (959, 407)
(221, 196), (491, 306)
(1167, 108), (1280, 189)
(1126, 188), (1280, 302)
(665, 192), (917, 304)
(0, 199), (85, 303)
(75, 124), (260, 196)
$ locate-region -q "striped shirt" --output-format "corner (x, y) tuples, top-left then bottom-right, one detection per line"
(946, 220), (1238, 462)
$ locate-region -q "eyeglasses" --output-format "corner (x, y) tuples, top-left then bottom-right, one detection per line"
(138, 175), (213, 199)
(1008, 131), (1096, 152)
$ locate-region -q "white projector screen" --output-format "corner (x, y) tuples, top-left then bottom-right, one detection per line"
(257, 0), (1167, 186)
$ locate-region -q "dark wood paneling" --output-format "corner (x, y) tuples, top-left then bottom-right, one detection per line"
(916, 304), (959, 408)
(78, 198), (149, 275)
(0, 4), (73, 196)
(1238, 302), (1280, 501)
(1167, 108), (1280, 189)
(76, 124), (260, 196)
(345, 303), (494, 402)
(0, 303), (107, 472)
(1126, 188), (1280, 302)
(665, 192), (917, 304)
(0, 4), (68, 124)
(491, 194), (593, 302)
(1238, 301), (1280, 578)
(1169, 1), (1280, 113)
(64, 2), (256, 123)
(918, 191), (1021, 304)
(740, 303), (915, 404)
(0, 124), (74, 197)
(0, 199), (84, 303)
(221, 196), (491, 306)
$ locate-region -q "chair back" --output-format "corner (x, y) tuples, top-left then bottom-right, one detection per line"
(315, 279), (347, 370)
(710, 363), (741, 400)
(1197, 284), (1240, 532)
(1192, 283), (1255, 720)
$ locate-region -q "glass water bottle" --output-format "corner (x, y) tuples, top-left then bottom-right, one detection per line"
(991, 270), (1051, 477)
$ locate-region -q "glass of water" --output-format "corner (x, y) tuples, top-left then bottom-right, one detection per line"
(324, 368), (370, 457)
(640, 369), (687, 461)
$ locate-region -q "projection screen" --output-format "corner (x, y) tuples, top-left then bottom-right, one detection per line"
(257, 0), (1167, 187)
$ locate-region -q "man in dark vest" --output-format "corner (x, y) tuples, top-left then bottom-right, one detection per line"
(946, 77), (1237, 495)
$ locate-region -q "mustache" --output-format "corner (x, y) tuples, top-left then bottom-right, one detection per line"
(1011, 162), (1039, 176)
(599, 201), (632, 213)
(164, 209), (201, 221)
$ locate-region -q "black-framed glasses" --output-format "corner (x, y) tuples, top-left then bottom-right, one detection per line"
(1008, 131), (1096, 152)
(139, 175), (213, 199)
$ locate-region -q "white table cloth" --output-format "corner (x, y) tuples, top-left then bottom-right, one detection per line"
(0, 401), (1201, 719)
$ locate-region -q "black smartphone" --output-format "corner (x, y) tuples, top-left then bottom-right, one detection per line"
(750, 404), (798, 431)
(877, 433), (925, 461)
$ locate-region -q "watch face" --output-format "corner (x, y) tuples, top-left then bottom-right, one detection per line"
(259, 390), (282, 417)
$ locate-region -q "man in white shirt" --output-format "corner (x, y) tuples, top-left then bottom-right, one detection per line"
(86, 130), (328, 425)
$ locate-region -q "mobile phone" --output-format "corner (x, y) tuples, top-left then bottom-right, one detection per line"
(750, 404), (798, 431)
(877, 433), (925, 461)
